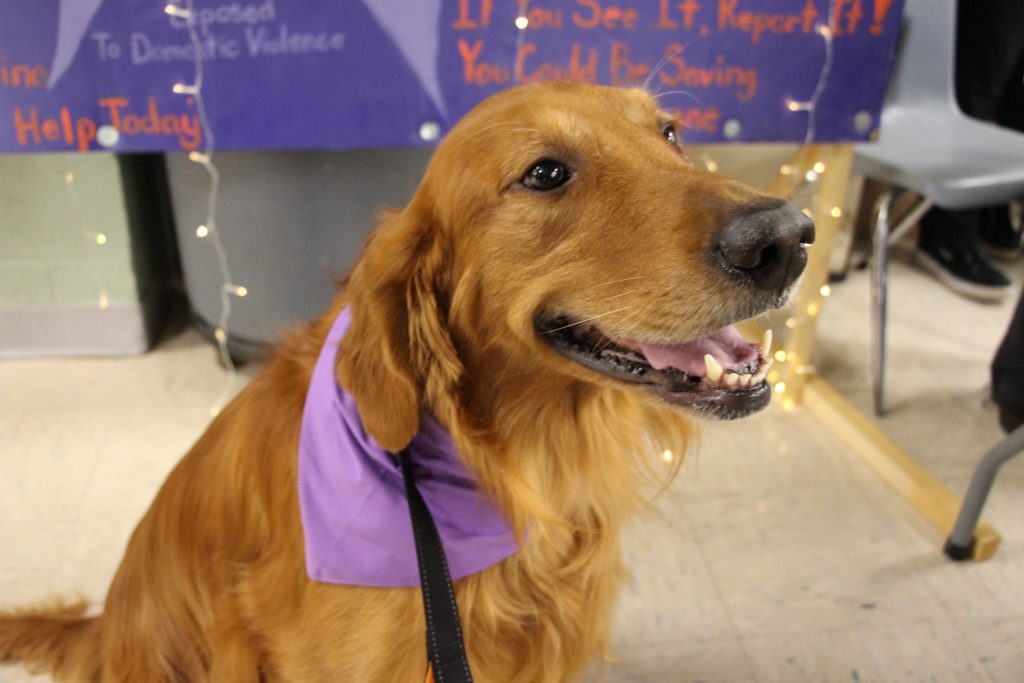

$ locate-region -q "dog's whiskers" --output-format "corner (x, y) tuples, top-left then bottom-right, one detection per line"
(643, 46), (684, 93)
(595, 306), (641, 352)
(452, 123), (541, 149)
(653, 90), (703, 107)
(590, 275), (647, 288)
(543, 306), (634, 334)
(610, 296), (659, 348)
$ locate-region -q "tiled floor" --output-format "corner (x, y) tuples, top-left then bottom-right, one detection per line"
(1, 248), (1022, 682)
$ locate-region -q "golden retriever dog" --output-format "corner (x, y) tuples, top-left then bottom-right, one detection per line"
(0, 82), (812, 682)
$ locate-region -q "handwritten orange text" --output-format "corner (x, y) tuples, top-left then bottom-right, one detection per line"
(13, 97), (201, 152)
(573, 1), (639, 30)
(718, 0), (819, 45)
(1, 56), (47, 89)
(658, 44), (758, 101)
(669, 106), (721, 134)
(517, 41), (599, 83)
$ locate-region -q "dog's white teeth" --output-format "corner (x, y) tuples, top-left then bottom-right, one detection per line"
(704, 354), (724, 383)
(705, 352), (771, 390)
(760, 329), (773, 359)
(752, 358), (772, 385)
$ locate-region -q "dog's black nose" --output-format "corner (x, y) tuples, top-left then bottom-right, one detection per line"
(717, 203), (816, 292)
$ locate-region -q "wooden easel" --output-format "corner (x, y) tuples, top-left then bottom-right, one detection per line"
(759, 144), (1001, 561)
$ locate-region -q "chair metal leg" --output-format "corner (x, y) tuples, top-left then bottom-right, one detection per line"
(870, 194), (933, 415)
(944, 424), (1024, 560)
(870, 191), (894, 416)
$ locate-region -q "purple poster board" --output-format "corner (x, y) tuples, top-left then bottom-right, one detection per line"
(1, 0), (903, 153)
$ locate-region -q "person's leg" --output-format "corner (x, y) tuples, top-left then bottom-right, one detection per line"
(979, 50), (1024, 261)
(917, 208), (1011, 302)
(979, 204), (1022, 261)
(993, 286), (1024, 432)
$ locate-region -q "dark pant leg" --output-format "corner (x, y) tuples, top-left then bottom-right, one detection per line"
(918, 207), (981, 251)
(993, 285), (1024, 413)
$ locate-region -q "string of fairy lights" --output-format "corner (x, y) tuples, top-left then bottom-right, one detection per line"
(156, 0), (844, 420)
(768, 0), (842, 411)
(165, 0), (245, 415)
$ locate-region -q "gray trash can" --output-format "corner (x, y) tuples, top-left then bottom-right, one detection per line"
(166, 148), (432, 360)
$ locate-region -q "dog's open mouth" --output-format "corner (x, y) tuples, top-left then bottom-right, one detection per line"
(536, 314), (774, 419)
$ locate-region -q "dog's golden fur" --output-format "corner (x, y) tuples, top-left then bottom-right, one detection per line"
(2, 82), (783, 682)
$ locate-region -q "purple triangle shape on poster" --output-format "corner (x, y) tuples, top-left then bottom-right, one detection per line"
(48, 0), (105, 89)
(360, 0), (446, 117)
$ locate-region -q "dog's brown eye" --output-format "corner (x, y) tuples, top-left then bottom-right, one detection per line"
(522, 160), (572, 191)
(662, 123), (679, 146)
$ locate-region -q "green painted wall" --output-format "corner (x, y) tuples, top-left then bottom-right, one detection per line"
(0, 153), (137, 310)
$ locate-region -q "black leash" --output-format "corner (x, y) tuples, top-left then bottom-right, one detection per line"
(397, 449), (475, 683)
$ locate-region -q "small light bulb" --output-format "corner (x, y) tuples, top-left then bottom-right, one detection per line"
(515, 16), (529, 29)
(774, 381), (787, 394)
(820, 285), (831, 297)
(783, 399), (796, 412)
(95, 233), (107, 245)
(780, 164), (794, 175)
(662, 449), (674, 463)
(189, 151), (209, 164)
(214, 327), (227, 343)
(195, 225), (209, 238)
(805, 169), (819, 182)
(235, 285), (248, 297)
(785, 318), (797, 328)
(98, 291), (109, 309)
(173, 83), (198, 95)
(419, 121), (441, 142)
(807, 301), (820, 317)
(774, 350), (787, 362)
(165, 4), (191, 18)
(830, 206), (842, 218)
(787, 100), (801, 112)
(813, 162), (826, 174)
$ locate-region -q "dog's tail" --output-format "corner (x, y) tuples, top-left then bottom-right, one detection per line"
(0, 597), (102, 681)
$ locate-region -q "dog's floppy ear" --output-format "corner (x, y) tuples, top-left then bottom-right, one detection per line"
(337, 201), (462, 452)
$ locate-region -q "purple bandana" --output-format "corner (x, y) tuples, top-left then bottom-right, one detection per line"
(298, 308), (518, 587)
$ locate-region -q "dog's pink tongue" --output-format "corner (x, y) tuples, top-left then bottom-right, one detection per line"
(635, 325), (759, 375)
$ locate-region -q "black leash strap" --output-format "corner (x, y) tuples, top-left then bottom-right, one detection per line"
(397, 449), (474, 683)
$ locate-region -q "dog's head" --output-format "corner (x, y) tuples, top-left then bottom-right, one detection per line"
(338, 83), (813, 451)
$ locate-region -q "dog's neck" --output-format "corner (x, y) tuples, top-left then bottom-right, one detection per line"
(434, 357), (690, 547)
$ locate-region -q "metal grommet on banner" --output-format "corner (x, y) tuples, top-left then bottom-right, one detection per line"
(96, 125), (119, 148)
(419, 121), (442, 142)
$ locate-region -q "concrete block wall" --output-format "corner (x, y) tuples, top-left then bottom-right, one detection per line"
(0, 153), (175, 357)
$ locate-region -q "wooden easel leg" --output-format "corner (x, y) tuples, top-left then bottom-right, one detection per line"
(755, 144), (1002, 561)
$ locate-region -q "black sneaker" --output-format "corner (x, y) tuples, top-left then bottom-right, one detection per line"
(979, 203), (1023, 262)
(915, 241), (1011, 302)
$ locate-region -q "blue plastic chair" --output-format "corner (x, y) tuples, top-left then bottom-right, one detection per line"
(855, 0), (1024, 560)
(853, 0), (1024, 416)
